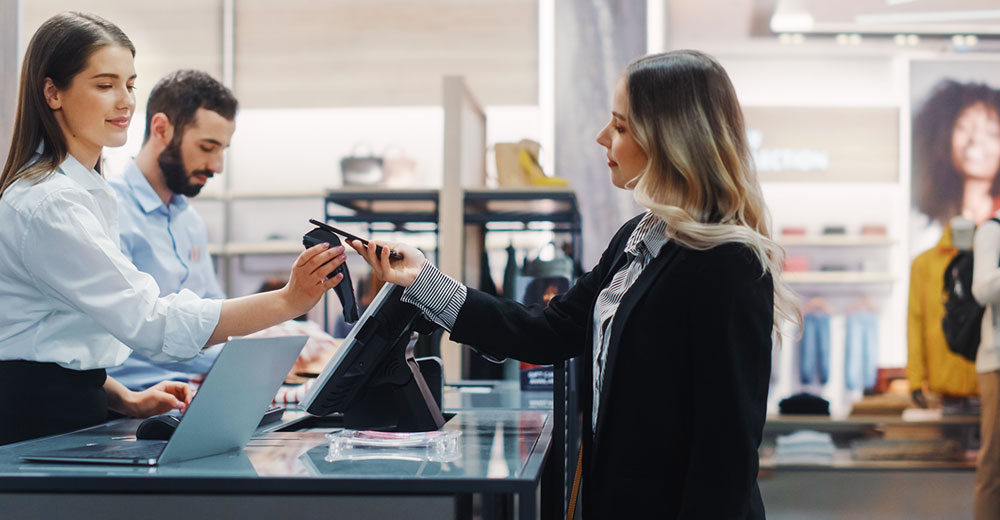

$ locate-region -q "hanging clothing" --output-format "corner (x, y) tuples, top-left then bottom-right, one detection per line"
(502, 243), (519, 299)
(907, 228), (979, 396)
(845, 311), (879, 391)
(479, 249), (498, 297)
(799, 312), (831, 385)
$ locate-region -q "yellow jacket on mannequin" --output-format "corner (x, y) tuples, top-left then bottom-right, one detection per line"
(908, 227), (979, 396)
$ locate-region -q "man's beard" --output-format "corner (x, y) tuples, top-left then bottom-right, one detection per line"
(157, 137), (213, 197)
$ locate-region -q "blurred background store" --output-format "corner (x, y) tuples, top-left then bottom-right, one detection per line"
(2, 1), (999, 518)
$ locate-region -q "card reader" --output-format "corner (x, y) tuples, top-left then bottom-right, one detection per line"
(303, 227), (360, 323)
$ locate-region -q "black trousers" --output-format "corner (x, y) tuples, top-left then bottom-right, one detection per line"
(0, 360), (108, 446)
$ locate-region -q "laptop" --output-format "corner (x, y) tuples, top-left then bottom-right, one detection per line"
(21, 336), (307, 466)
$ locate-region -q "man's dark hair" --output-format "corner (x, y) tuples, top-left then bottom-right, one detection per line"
(143, 70), (237, 142)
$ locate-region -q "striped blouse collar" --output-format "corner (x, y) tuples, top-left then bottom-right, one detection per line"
(625, 211), (669, 259)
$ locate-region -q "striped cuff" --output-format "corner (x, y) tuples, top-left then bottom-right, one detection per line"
(401, 262), (467, 331)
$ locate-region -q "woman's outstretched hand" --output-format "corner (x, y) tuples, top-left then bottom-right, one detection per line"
(348, 239), (425, 287)
(282, 243), (346, 315)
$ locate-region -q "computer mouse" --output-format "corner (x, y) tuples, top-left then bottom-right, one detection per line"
(135, 414), (181, 441)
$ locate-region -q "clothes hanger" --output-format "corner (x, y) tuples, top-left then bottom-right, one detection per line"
(847, 295), (878, 314)
(800, 296), (835, 314)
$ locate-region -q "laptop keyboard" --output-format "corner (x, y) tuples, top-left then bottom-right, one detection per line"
(31, 441), (167, 460)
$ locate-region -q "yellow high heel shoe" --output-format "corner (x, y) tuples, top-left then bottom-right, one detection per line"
(516, 140), (569, 187)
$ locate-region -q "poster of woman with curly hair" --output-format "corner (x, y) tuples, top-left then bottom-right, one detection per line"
(910, 61), (1000, 255)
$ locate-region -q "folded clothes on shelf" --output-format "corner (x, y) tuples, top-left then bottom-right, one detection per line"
(941, 396), (981, 417)
(780, 226), (807, 236)
(784, 255), (809, 272)
(850, 392), (911, 416)
(850, 438), (964, 462)
(819, 263), (861, 272)
(861, 224), (887, 236)
(779, 392), (830, 415)
(821, 225), (847, 235)
(775, 430), (835, 466)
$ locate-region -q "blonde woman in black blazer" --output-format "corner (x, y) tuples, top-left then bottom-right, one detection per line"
(352, 50), (798, 518)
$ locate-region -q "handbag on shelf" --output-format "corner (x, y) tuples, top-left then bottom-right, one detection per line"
(340, 144), (384, 186)
(382, 145), (418, 187)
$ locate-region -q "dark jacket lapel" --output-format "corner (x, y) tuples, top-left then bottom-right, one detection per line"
(591, 242), (683, 458)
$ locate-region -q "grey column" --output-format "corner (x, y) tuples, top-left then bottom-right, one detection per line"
(555, 0), (646, 267)
(0, 0), (18, 168)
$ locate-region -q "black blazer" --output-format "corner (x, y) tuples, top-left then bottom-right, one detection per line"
(451, 215), (774, 519)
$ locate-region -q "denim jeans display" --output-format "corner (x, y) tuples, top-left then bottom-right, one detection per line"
(845, 311), (879, 391)
(799, 312), (831, 385)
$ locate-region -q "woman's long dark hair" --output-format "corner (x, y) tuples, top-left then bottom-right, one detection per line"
(913, 79), (1000, 225)
(0, 12), (134, 196)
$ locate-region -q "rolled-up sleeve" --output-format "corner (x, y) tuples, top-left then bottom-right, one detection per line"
(21, 189), (220, 362)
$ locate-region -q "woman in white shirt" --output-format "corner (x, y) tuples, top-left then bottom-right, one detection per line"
(0, 12), (346, 445)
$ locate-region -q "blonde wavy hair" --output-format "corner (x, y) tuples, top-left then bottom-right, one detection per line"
(623, 50), (801, 342)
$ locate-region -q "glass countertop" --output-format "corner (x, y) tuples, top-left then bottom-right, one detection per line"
(0, 384), (552, 494)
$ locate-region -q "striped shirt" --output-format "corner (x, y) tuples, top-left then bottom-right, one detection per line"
(400, 211), (671, 428)
(591, 211), (669, 429)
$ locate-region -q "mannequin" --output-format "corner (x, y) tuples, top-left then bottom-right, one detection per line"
(953, 216), (976, 252)
(908, 216), (980, 408)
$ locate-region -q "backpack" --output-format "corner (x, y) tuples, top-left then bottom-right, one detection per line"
(941, 218), (1000, 362)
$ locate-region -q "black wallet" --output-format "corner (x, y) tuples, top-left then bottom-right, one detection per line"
(302, 227), (360, 323)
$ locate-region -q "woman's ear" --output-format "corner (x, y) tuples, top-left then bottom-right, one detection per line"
(149, 112), (175, 145)
(43, 78), (62, 110)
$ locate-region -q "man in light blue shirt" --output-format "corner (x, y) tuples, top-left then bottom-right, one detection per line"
(108, 70), (237, 390)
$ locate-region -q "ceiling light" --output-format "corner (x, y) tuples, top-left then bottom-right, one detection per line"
(906, 34), (920, 46)
(893, 34), (906, 45)
(791, 33), (805, 44)
(848, 33), (862, 45)
(967, 34), (979, 46)
(779, 33), (793, 44)
(952, 34), (965, 46)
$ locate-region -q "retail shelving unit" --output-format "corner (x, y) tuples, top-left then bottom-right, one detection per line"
(319, 188), (441, 333)
(760, 413), (978, 470)
(197, 190), (327, 296)
(463, 186), (582, 520)
(778, 236), (896, 247)
(770, 223), (902, 418)
(313, 77), (576, 518)
(758, 413), (977, 516)
(783, 272), (895, 284)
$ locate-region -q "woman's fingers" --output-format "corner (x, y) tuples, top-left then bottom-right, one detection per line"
(378, 240), (393, 278)
(347, 238), (367, 257)
(351, 239), (383, 278)
(293, 245), (345, 286)
(323, 272), (344, 290)
(152, 381), (193, 408)
(296, 242), (330, 267)
(367, 239), (392, 282)
(311, 250), (346, 280)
